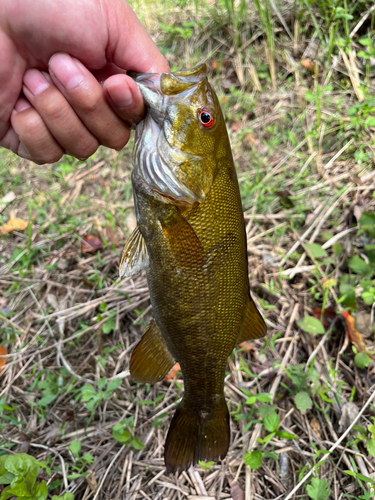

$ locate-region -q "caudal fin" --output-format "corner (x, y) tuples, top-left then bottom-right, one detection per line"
(164, 398), (230, 473)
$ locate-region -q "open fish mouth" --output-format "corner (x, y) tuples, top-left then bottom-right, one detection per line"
(132, 73), (203, 205)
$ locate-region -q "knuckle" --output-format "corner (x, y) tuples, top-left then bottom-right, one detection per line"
(104, 132), (129, 151)
(78, 91), (101, 115)
(43, 99), (68, 122)
(69, 139), (98, 160)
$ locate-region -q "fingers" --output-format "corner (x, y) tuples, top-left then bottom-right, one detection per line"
(23, 68), (100, 159)
(48, 53), (130, 150)
(8, 54), (135, 164)
(11, 97), (64, 163)
(103, 74), (145, 127)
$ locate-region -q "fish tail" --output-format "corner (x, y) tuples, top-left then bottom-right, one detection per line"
(164, 397), (230, 473)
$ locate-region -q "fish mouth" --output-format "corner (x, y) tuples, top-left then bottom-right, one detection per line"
(134, 73), (166, 127)
(133, 73), (203, 205)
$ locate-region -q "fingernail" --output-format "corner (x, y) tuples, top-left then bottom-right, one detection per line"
(106, 82), (133, 108)
(49, 53), (84, 90)
(14, 98), (31, 113)
(18, 143), (31, 159)
(23, 69), (49, 96)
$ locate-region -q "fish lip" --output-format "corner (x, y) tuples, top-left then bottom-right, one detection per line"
(134, 74), (166, 126)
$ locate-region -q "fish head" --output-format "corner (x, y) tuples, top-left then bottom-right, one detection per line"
(133, 64), (226, 205)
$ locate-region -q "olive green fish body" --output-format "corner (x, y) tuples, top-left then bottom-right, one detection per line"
(120, 64), (266, 472)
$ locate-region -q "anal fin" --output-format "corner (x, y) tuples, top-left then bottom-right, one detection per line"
(237, 294), (267, 343)
(119, 225), (148, 278)
(130, 319), (175, 384)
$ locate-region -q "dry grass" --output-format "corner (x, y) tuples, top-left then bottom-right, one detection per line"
(1, 1), (375, 499)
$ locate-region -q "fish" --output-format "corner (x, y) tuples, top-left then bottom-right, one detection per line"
(119, 63), (266, 472)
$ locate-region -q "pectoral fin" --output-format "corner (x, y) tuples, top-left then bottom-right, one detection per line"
(161, 209), (204, 267)
(119, 226), (149, 278)
(237, 294), (267, 343)
(130, 319), (175, 384)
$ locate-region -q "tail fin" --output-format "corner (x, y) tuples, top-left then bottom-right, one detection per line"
(164, 398), (230, 473)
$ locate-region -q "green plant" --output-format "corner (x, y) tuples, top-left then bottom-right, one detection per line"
(307, 477), (330, 500)
(281, 364), (320, 413)
(0, 453), (72, 500)
(79, 377), (121, 413)
(112, 417), (145, 450)
(243, 398), (296, 470)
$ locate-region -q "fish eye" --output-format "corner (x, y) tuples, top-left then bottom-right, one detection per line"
(198, 109), (215, 128)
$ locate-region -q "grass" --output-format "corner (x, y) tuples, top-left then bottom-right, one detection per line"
(1, 0), (375, 498)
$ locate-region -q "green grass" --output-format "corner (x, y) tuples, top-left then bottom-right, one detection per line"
(1, 0), (375, 498)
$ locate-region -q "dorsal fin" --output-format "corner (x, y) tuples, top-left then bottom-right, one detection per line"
(119, 226), (148, 278)
(237, 294), (267, 344)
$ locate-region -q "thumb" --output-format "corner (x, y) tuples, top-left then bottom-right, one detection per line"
(104, 0), (170, 74)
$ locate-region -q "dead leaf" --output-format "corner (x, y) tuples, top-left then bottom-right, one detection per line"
(81, 235), (103, 253)
(301, 58), (315, 73)
(341, 311), (368, 353)
(0, 212), (28, 234)
(355, 311), (373, 339)
(238, 342), (255, 353)
(86, 470), (98, 492)
(243, 132), (258, 150)
(0, 346), (8, 372)
(163, 363), (181, 381)
(310, 416), (321, 438)
(339, 402), (359, 433)
(230, 481), (245, 500)
(0, 191), (16, 212)
(313, 308), (338, 328)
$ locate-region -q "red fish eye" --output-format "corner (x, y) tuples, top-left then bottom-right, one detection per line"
(198, 109), (215, 128)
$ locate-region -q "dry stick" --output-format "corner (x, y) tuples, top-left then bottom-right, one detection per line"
(189, 466), (208, 496)
(350, 3), (375, 36)
(29, 289), (94, 385)
(92, 445), (126, 500)
(284, 385), (375, 500)
(243, 304), (299, 500)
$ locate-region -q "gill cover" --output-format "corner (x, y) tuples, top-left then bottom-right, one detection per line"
(133, 64), (221, 205)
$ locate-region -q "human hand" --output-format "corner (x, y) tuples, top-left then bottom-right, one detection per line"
(0, 0), (169, 164)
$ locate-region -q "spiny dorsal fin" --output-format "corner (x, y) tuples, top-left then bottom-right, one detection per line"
(237, 294), (267, 344)
(119, 225), (148, 278)
(130, 319), (175, 384)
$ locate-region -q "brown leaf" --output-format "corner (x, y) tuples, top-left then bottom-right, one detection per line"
(86, 470), (98, 492)
(0, 345), (8, 372)
(163, 363), (181, 381)
(301, 58), (315, 73)
(310, 416), (321, 438)
(341, 311), (368, 353)
(0, 213), (28, 234)
(238, 342), (255, 353)
(230, 481), (245, 500)
(313, 308), (337, 328)
(81, 235), (103, 253)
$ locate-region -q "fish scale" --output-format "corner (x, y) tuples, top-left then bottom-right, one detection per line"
(120, 63), (266, 472)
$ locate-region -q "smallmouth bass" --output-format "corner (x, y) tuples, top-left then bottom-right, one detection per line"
(120, 64), (266, 472)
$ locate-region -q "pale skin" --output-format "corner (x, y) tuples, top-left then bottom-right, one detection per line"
(0, 0), (170, 164)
